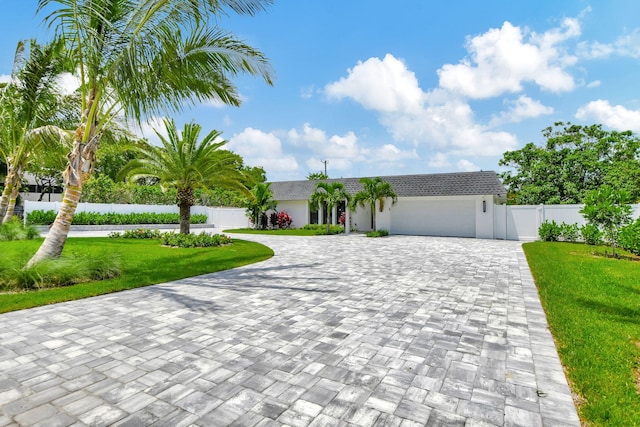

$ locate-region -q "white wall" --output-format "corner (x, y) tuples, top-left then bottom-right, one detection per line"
(277, 201), (308, 229)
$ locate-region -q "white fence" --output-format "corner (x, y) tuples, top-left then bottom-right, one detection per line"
(23, 201), (640, 241)
(494, 204), (640, 241)
(23, 201), (250, 229)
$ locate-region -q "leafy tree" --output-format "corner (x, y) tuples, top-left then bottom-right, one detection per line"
(245, 182), (277, 229)
(351, 177), (397, 231)
(27, 0), (273, 266)
(500, 122), (640, 204)
(307, 171), (328, 180)
(309, 182), (351, 234)
(0, 39), (74, 223)
(580, 185), (633, 256)
(118, 119), (249, 234)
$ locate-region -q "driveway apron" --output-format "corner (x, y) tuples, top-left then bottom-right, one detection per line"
(0, 234), (580, 426)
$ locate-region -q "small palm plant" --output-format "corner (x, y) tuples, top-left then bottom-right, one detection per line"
(245, 182), (277, 229)
(351, 177), (397, 231)
(119, 119), (249, 234)
(309, 182), (351, 234)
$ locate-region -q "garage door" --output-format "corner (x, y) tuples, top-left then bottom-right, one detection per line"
(391, 199), (476, 237)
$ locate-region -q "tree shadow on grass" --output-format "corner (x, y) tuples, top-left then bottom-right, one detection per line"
(576, 297), (640, 325)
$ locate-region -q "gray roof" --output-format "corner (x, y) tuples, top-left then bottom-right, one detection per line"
(270, 171), (506, 201)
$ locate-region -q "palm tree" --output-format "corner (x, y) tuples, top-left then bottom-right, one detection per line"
(245, 182), (277, 229)
(27, 0), (273, 266)
(309, 181), (351, 234)
(118, 119), (249, 234)
(0, 39), (73, 224)
(351, 177), (398, 231)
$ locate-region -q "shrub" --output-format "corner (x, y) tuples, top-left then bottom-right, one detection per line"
(0, 218), (40, 241)
(618, 219), (640, 255)
(27, 210), (208, 226)
(276, 211), (293, 229)
(108, 229), (163, 239)
(366, 229), (389, 238)
(581, 223), (603, 246)
(538, 220), (562, 242)
(301, 224), (344, 235)
(559, 222), (580, 242)
(160, 232), (232, 248)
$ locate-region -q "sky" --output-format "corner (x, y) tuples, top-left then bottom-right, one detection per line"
(1, 1), (640, 182)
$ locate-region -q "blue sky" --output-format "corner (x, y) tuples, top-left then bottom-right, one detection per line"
(1, 1), (640, 182)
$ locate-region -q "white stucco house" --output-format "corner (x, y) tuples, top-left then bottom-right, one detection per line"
(269, 171), (507, 239)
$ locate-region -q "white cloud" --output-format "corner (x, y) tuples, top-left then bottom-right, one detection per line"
(490, 95), (553, 126)
(437, 19), (579, 98)
(0, 74), (11, 83)
(457, 159), (479, 172)
(134, 116), (167, 146)
(575, 100), (640, 132)
(54, 72), (80, 96)
(427, 152), (451, 168)
(578, 28), (640, 59)
(325, 54), (425, 114)
(228, 127), (299, 173)
(300, 85), (315, 99)
(586, 80), (601, 88)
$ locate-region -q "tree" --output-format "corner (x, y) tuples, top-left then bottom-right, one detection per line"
(351, 177), (397, 231)
(307, 171), (328, 180)
(309, 181), (351, 234)
(27, 0), (273, 266)
(118, 119), (249, 234)
(500, 122), (640, 204)
(245, 182), (277, 229)
(580, 185), (633, 256)
(0, 39), (73, 223)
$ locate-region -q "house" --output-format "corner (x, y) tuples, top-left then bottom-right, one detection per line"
(269, 171), (507, 239)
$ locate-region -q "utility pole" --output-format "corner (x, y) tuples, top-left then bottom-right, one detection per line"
(321, 159), (328, 176)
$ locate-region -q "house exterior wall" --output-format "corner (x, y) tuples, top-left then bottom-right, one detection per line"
(276, 201), (308, 229)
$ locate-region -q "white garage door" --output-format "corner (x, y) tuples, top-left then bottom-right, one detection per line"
(391, 199), (476, 237)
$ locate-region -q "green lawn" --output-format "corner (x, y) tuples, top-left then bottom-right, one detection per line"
(224, 227), (345, 236)
(0, 237), (273, 313)
(523, 242), (640, 426)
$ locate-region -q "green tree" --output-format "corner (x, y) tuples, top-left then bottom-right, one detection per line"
(580, 185), (633, 256)
(0, 39), (74, 223)
(28, 0), (273, 266)
(245, 182), (277, 229)
(118, 119), (249, 234)
(307, 171), (328, 180)
(500, 122), (640, 204)
(309, 181), (351, 234)
(351, 177), (397, 231)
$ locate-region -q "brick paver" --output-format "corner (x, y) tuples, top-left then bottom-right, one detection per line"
(0, 233), (580, 426)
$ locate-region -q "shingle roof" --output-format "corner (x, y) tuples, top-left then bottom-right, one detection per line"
(270, 171), (506, 201)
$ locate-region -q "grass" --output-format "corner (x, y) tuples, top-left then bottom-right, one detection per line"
(523, 241), (640, 426)
(224, 227), (346, 236)
(0, 237), (273, 314)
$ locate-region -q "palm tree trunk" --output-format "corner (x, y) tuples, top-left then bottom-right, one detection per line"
(2, 182), (21, 223)
(179, 202), (191, 234)
(0, 165), (22, 225)
(26, 127), (99, 267)
(370, 202), (376, 231)
(25, 182), (81, 267)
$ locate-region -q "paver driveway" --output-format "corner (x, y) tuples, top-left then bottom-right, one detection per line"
(0, 234), (580, 426)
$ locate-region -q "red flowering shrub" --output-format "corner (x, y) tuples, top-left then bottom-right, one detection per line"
(276, 211), (293, 229)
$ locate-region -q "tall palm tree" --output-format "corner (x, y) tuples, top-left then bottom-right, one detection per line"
(0, 39), (73, 224)
(351, 177), (398, 231)
(309, 181), (351, 234)
(27, 0), (273, 266)
(245, 182), (277, 229)
(118, 119), (249, 234)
